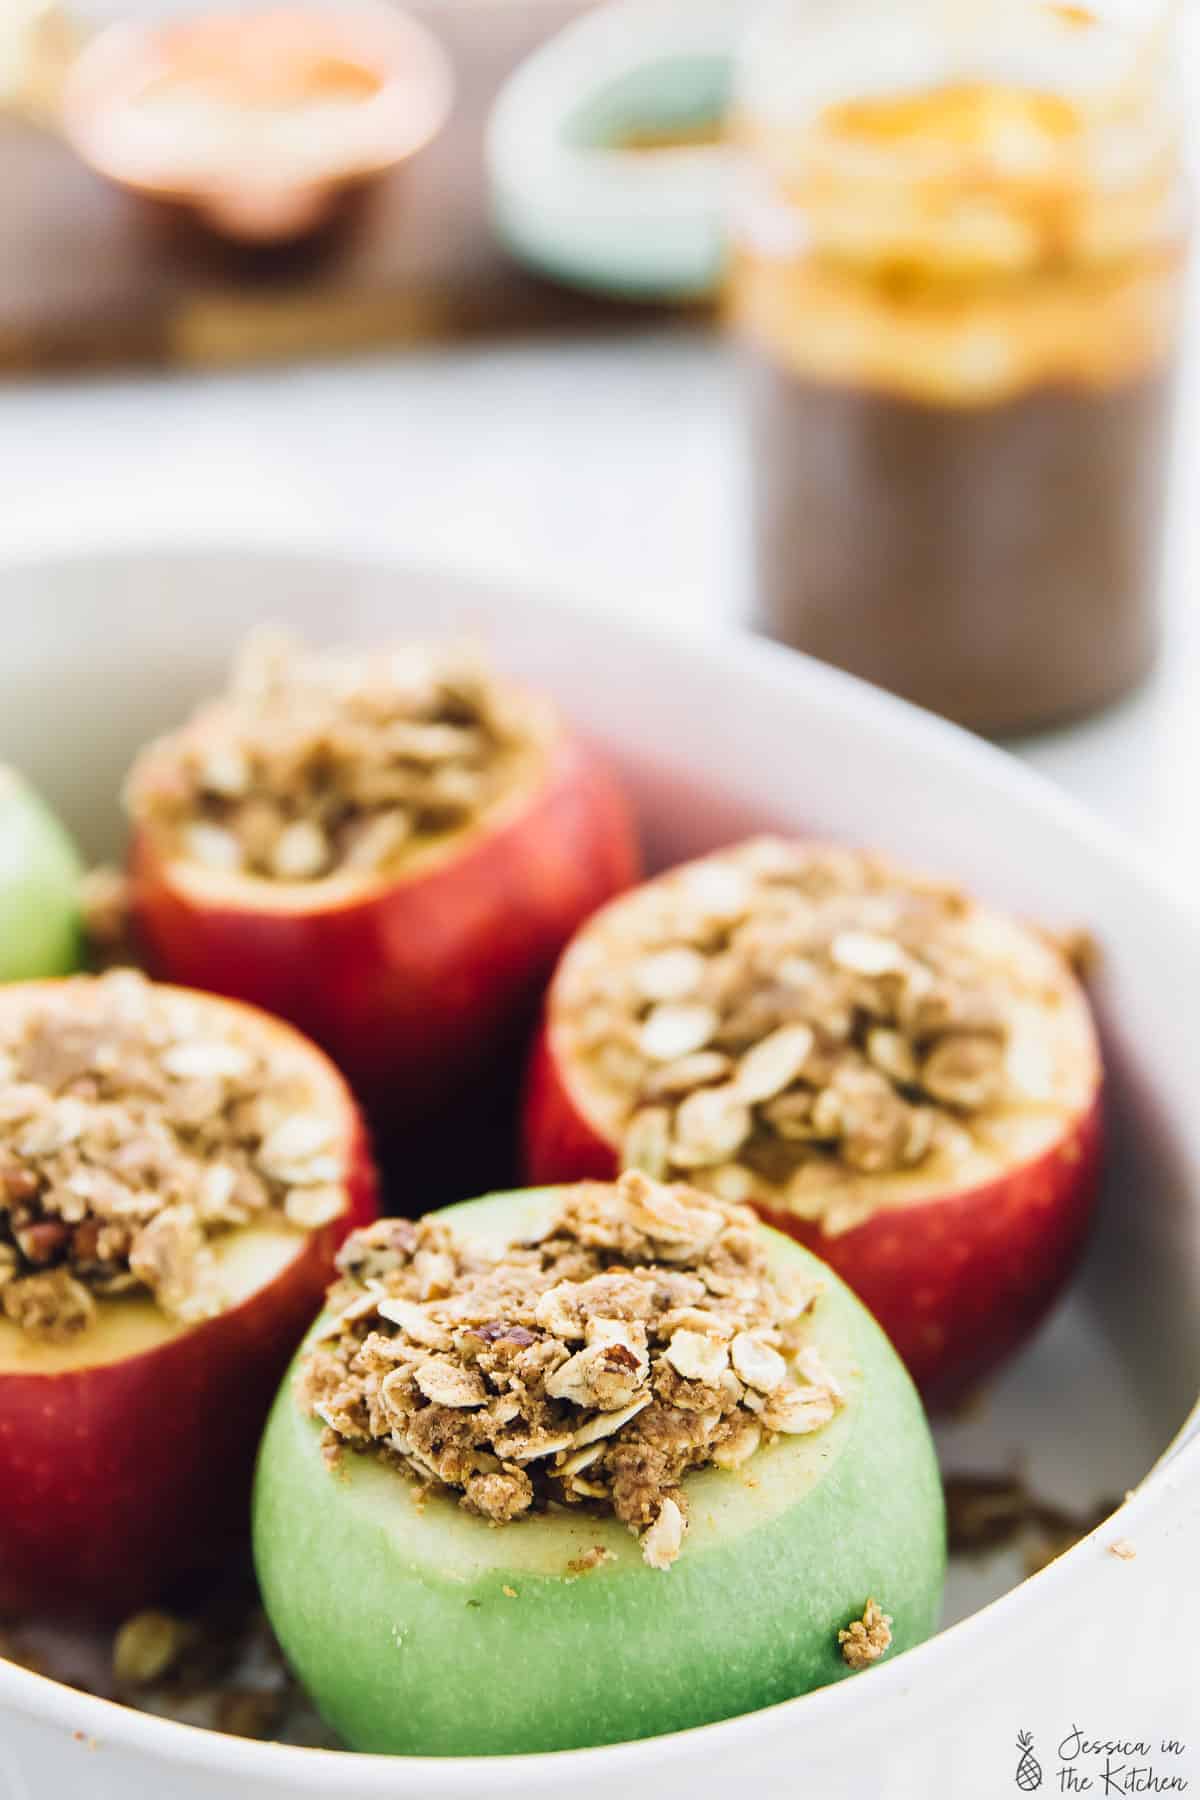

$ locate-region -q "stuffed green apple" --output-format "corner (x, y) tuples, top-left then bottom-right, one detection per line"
(0, 767), (84, 980)
(253, 1173), (945, 1755)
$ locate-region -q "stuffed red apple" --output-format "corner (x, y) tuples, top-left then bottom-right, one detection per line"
(254, 1173), (945, 1754)
(124, 632), (640, 1129)
(522, 839), (1102, 1406)
(0, 970), (377, 1621)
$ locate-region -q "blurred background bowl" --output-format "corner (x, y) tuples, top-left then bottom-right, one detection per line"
(60, 3), (454, 243)
(487, 0), (735, 300)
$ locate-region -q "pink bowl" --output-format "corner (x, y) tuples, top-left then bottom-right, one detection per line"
(61, 4), (455, 242)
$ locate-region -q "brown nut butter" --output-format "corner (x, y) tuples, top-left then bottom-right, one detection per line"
(731, 4), (1189, 735)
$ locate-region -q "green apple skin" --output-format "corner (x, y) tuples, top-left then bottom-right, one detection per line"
(0, 769), (83, 980)
(253, 1188), (945, 1757)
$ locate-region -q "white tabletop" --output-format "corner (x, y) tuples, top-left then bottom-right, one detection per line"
(0, 319), (1194, 894)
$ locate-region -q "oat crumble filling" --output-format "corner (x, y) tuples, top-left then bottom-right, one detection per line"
(0, 971), (348, 1344)
(551, 840), (1096, 1234)
(299, 1171), (844, 1570)
(124, 631), (542, 884)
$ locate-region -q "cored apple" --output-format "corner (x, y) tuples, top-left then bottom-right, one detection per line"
(0, 767), (84, 981)
(522, 839), (1103, 1407)
(124, 638), (640, 1132)
(0, 976), (378, 1622)
(253, 1185), (945, 1755)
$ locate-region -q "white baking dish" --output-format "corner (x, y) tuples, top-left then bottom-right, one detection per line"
(0, 545), (1196, 1799)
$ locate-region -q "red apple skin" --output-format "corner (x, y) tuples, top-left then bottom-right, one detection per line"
(759, 1097), (1104, 1410)
(522, 1023), (622, 1186)
(129, 734), (640, 1127)
(0, 1096), (377, 1624)
(521, 1021), (1103, 1409)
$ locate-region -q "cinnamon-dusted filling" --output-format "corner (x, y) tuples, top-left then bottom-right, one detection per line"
(0, 971), (348, 1343)
(125, 632), (547, 884)
(299, 1172), (842, 1570)
(549, 841), (1099, 1235)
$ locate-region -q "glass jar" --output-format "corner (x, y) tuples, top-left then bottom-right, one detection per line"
(730, 0), (1189, 735)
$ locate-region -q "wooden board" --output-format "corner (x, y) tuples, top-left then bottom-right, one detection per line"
(0, 0), (679, 371)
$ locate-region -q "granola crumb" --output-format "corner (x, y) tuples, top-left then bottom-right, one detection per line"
(945, 1471), (1034, 1555)
(1108, 1538), (1136, 1562)
(125, 632), (546, 885)
(300, 1171), (840, 1570)
(0, 1628), (45, 1675)
(551, 840), (1097, 1233)
(113, 1609), (193, 1687)
(1049, 926), (1101, 981)
(216, 1689), (286, 1740)
(0, 970), (349, 1340)
(566, 1545), (615, 1576)
(944, 1471), (1120, 1575)
(2, 1269), (95, 1343)
(838, 1597), (892, 1671)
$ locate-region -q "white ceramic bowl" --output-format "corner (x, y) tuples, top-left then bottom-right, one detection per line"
(487, 0), (734, 299)
(1, 545), (1197, 1799)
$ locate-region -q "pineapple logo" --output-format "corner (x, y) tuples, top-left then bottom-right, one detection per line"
(1015, 1730), (1043, 1791)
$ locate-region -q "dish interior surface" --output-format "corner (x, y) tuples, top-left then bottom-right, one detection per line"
(0, 547), (1197, 1795)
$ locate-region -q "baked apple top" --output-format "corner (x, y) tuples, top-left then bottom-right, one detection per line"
(0, 970), (355, 1347)
(299, 1170), (844, 1570)
(544, 840), (1101, 1235)
(124, 631), (552, 892)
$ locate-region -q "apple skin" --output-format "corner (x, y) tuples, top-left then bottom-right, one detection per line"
(0, 769), (84, 981)
(128, 733), (640, 1127)
(521, 1026), (1103, 1409)
(253, 1187), (945, 1756)
(0, 1013), (379, 1624)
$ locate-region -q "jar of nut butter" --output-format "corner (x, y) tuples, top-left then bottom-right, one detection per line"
(731, 0), (1189, 735)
